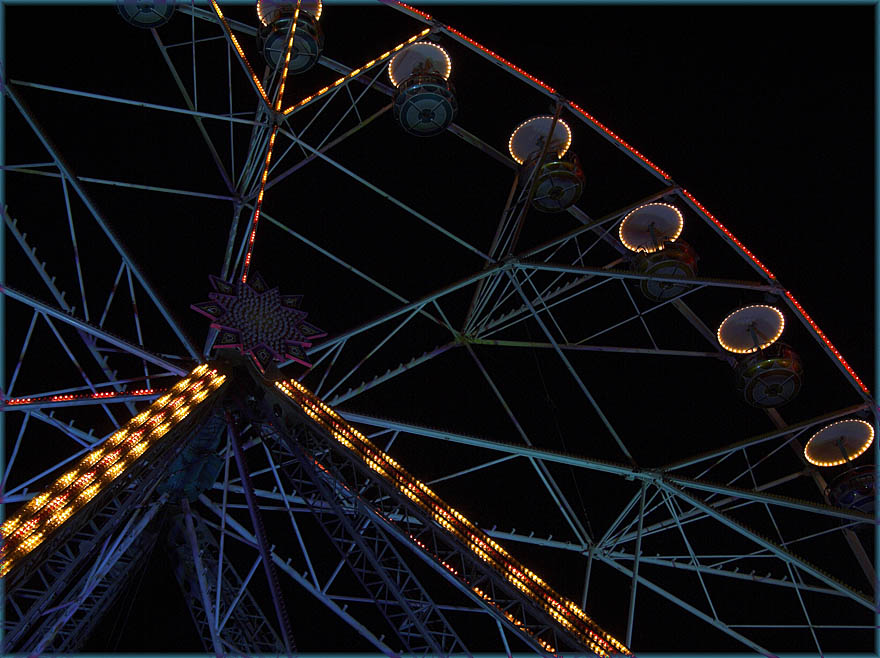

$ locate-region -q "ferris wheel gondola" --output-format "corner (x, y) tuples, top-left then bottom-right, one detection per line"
(257, 0), (324, 74)
(508, 115), (585, 211)
(827, 465), (875, 519)
(717, 305), (803, 407)
(618, 203), (697, 301)
(1, 3), (874, 656)
(388, 42), (458, 136)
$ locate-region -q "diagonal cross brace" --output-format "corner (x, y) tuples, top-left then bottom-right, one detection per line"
(2, 81), (201, 361)
(0, 282), (187, 376)
(657, 480), (875, 612)
(224, 412), (296, 655)
(269, 423), (468, 657)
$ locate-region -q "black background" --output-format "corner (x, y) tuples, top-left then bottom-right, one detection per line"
(2, 1), (875, 654)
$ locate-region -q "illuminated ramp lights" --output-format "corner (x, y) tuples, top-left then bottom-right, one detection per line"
(0, 365), (226, 578)
(275, 379), (631, 657)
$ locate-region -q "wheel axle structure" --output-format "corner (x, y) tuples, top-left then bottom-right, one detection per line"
(0, 2), (875, 655)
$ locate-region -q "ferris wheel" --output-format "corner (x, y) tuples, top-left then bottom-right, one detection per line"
(0, 1), (875, 655)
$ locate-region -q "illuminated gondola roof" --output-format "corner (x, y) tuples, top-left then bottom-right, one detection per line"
(717, 305), (785, 354)
(804, 419), (875, 467)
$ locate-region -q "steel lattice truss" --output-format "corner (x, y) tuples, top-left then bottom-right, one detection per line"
(0, 1), (875, 655)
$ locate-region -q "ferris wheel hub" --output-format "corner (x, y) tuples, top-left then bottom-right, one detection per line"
(191, 273), (326, 373)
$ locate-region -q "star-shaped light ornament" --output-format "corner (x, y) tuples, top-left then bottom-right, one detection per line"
(192, 273), (326, 373)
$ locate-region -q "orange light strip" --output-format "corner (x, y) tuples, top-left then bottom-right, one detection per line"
(210, 0), (270, 106)
(274, 0), (302, 112)
(5, 388), (165, 407)
(276, 378), (631, 657)
(282, 28), (431, 116)
(0, 365), (225, 578)
(241, 125), (280, 284)
(240, 0), (300, 284)
(784, 291), (870, 395)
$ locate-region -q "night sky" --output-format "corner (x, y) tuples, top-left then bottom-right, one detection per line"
(1, 1), (875, 655)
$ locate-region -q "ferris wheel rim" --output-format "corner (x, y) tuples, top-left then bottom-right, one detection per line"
(1, 3), (875, 655)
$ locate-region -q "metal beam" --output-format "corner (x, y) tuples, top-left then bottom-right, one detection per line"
(181, 498), (225, 656)
(597, 553), (772, 654)
(469, 337), (721, 359)
(658, 481), (874, 611)
(3, 166), (235, 201)
(338, 411), (872, 525)
(508, 270), (635, 463)
(225, 415), (296, 655)
(3, 82), (202, 361)
(515, 260), (778, 292)
(7, 80), (260, 127)
(197, 495), (400, 658)
(0, 283), (187, 376)
(309, 265), (505, 355)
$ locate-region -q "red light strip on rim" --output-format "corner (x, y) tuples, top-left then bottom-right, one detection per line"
(568, 101), (671, 180)
(681, 189), (775, 279)
(784, 290), (870, 395)
(5, 388), (165, 407)
(241, 126), (280, 284)
(410, 6), (671, 181)
(210, 0), (271, 105)
(391, 1), (433, 21)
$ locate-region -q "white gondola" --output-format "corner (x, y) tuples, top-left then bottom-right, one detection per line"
(717, 305), (803, 407)
(508, 116), (584, 212)
(388, 42), (457, 136)
(619, 203), (696, 301)
(257, 0), (324, 75)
